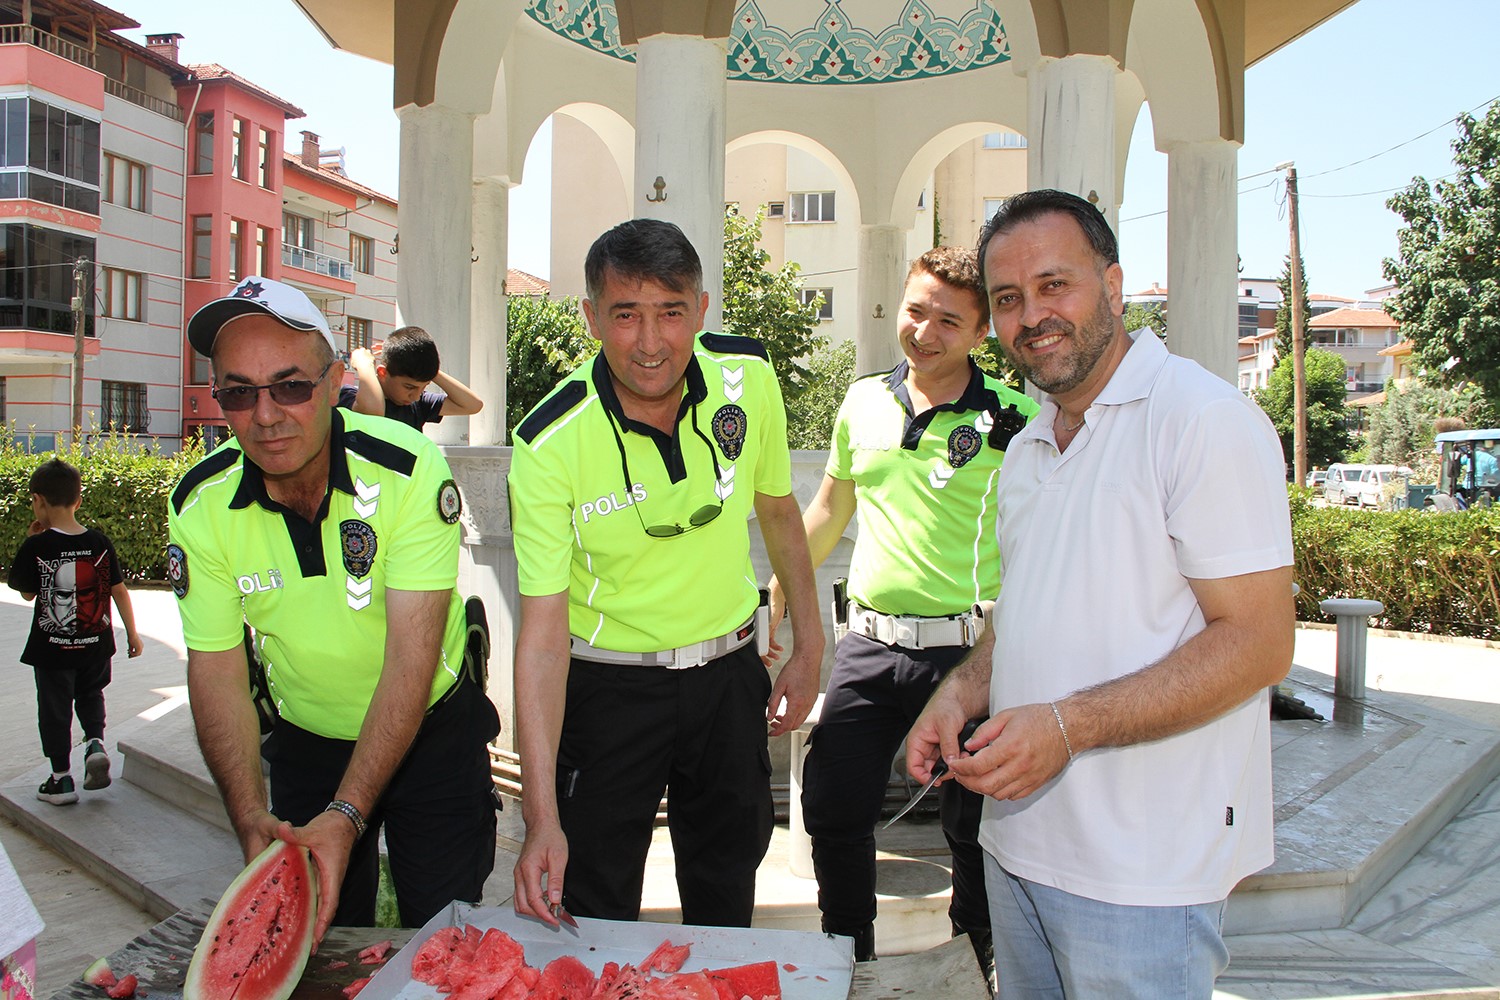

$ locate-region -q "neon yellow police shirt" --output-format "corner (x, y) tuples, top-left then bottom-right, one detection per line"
(168, 409), (468, 741)
(828, 361), (1039, 617)
(509, 334), (791, 652)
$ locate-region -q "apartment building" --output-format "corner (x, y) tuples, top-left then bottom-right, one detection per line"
(0, 4), (397, 452)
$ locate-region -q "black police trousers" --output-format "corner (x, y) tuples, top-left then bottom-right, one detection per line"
(555, 644), (774, 927)
(263, 668), (501, 928)
(801, 631), (990, 944)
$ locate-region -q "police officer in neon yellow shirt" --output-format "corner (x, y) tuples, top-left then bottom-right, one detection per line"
(168, 277), (498, 942)
(509, 220), (824, 927)
(768, 247), (1038, 973)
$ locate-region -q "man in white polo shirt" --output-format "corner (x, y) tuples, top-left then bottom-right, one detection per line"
(907, 189), (1295, 998)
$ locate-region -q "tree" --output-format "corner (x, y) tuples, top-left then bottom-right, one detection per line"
(721, 207), (827, 408)
(504, 295), (595, 443)
(1123, 302), (1166, 340)
(787, 339), (857, 450)
(1367, 380), (1495, 475)
(1273, 253), (1311, 363)
(1383, 100), (1500, 402)
(1254, 348), (1350, 469)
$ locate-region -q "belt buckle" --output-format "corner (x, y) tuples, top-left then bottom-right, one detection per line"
(669, 640), (705, 669)
(873, 614), (896, 645)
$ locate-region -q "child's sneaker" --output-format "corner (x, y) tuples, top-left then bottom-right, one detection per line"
(84, 739), (111, 790)
(37, 774), (78, 805)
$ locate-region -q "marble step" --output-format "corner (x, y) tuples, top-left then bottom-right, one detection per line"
(117, 710), (233, 834)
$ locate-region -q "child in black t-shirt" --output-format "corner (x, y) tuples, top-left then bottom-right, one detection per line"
(338, 325), (484, 430)
(9, 458), (141, 805)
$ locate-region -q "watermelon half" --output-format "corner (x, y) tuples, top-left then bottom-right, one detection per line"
(184, 841), (319, 1000)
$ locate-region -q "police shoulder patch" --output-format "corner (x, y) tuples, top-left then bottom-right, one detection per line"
(437, 479), (463, 524)
(166, 543), (189, 598)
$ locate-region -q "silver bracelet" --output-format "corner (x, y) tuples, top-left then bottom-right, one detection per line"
(324, 799), (368, 839)
(1049, 701), (1075, 761)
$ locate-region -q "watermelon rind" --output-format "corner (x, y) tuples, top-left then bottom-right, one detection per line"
(184, 841), (319, 1000)
(82, 956), (117, 988)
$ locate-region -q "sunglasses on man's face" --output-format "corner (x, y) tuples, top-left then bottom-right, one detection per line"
(212, 362), (335, 412)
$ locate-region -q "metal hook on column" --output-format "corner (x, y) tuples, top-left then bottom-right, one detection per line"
(871, 304), (885, 319)
(647, 176), (667, 203)
(390, 233), (399, 255)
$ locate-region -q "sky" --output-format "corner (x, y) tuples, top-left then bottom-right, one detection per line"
(114, 0), (1499, 298)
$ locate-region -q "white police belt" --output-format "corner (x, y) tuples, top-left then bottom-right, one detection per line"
(845, 604), (981, 649)
(570, 616), (755, 669)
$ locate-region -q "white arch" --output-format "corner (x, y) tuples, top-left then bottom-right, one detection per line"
(432, 0), (527, 114)
(1125, 0), (1224, 148)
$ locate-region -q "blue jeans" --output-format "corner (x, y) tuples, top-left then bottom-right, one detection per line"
(984, 852), (1229, 999)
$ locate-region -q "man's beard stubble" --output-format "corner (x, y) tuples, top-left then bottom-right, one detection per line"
(1002, 292), (1118, 396)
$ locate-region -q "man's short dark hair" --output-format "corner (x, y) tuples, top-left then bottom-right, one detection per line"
(381, 326), (440, 382)
(976, 189), (1120, 278)
(30, 458), (80, 507)
(584, 219), (702, 303)
(908, 246), (989, 330)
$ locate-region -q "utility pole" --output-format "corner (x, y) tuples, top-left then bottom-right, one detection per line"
(1279, 162), (1308, 486)
(71, 257), (88, 445)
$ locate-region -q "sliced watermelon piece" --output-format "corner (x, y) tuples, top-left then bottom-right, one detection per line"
(640, 939), (691, 974)
(643, 971), (717, 1000)
(341, 976), (371, 1000)
(705, 960), (781, 1000)
(411, 927), (466, 986)
(82, 957), (117, 989)
(183, 841), (318, 1000)
(105, 974), (138, 999)
(534, 955), (594, 1000)
(357, 940), (393, 964)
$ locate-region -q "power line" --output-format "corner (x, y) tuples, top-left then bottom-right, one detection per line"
(1300, 95), (1498, 180)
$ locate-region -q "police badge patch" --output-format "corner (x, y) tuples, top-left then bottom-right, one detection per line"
(711, 404), (747, 460)
(437, 479), (463, 524)
(166, 543), (189, 599)
(340, 520), (378, 577)
(948, 425), (983, 468)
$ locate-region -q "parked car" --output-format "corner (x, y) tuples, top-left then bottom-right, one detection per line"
(1354, 465), (1413, 509)
(1323, 464), (1367, 505)
(1306, 469), (1328, 490)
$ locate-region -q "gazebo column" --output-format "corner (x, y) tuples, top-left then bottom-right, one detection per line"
(1026, 54), (1120, 231)
(396, 101), (476, 446)
(633, 33), (727, 330)
(1167, 139), (1239, 381)
(470, 175), (511, 447)
(856, 223), (906, 375)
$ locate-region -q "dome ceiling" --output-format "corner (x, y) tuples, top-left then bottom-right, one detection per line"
(525, 0), (1011, 84)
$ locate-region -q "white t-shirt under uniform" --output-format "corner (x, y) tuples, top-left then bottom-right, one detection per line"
(982, 329), (1294, 907)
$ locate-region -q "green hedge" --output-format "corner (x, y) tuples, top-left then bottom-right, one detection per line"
(1290, 489), (1500, 640)
(0, 434), (204, 583)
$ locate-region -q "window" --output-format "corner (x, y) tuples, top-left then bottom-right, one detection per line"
(256, 225), (269, 275)
(767, 201), (785, 219)
(800, 287), (834, 321)
(193, 112), (214, 174)
(231, 117), (246, 180)
(283, 212), (314, 251)
(0, 376), (6, 426)
(102, 268), (142, 321)
(350, 234), (373, 274)
(982, 131), (1028, 149)
(103, 153), (146, 211)
(983, 198), (1005, 221)
(100, 380), (148, 433)
(0, 98), (101, 213)
(0, 224), (96, 335)
(258, 127), (271, 188)
(789, 191), (835, 223)
(191, 216), (212, 279)
(228, 219), (243, 281)
(347, 316), (371, 353)
(1238, 302), (1259, 340)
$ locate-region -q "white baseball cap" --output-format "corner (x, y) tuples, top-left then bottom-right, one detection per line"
(187, 277), (337, 358)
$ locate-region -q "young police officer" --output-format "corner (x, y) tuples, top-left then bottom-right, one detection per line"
(169, 278), (499, 941)
(509, 220), (823, 928)
(769, 247), (1038, 976)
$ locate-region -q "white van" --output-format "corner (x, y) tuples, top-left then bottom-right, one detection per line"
(1323, 464), (1368, 505)
(1354, 465), (1413, 509)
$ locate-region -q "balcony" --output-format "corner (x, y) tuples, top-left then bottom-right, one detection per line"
(0, 23), (96, 70)
(282, 244), (353, 282)
(104, 77), (183, 122)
